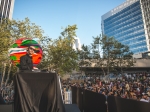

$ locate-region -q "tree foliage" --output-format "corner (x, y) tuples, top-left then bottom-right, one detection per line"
(112, 41), (134, 74)
(90, 35), (134, 75)
(39, 25), (79, 75)
(0, 18), (46, 63)
(0, 18), (48, 84)
(78, 45), (92, 69)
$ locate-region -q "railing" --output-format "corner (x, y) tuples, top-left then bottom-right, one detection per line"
(64, 91), (72, 104)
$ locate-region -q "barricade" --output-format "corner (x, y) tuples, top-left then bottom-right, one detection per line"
(77, 88), (83, 112)
(107, 96), (118, 112)
(71, 86), (107, 112)
(83, 90), (107, 112)
(115, 97), (150, 112)
(71, 86), (77, 104)
(64, 91), (72, 104)
(107, 96), (150, 112)
(72, 86), (150, 112)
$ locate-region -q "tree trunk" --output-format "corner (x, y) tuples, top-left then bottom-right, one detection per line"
(101, 67), (105, 76)
(0, 62), (3, 84)
(5, 62), (12, 86)
(107, 47), (110, 76)
(107, 57), (110, 76)
(1, 63), (6, 86)
(120, 59), (123, 75)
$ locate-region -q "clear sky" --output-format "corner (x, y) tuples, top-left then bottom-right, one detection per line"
(13, 0), (125, 46)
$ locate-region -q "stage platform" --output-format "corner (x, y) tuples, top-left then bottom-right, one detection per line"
(0, 104), (80, 112)
(64, 104), (81, 112)
(11, 72), (80, 112)
(0, 104), (13, 112)
(0, 72), (80, 112)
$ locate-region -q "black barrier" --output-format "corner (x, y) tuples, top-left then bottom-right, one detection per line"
(71, 87), (107, 112)
(77, 88), (83, 112)
(71, 86), (78, 104)
(107, 96), (118, 112)
(107, 96), (150, 112)
(72, 87), (150, 112)
(115, 97), (150, 112)
(83, 90), (107, 112)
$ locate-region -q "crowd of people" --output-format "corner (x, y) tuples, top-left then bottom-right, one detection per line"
(1, 72), (150, 103)
(0, 81), (14, 103)
(62, 72), (150, 103)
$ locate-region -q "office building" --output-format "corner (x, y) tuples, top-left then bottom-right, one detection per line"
(73, 37), (82, 51)
(0, 0), (15, 20)
(101, 0), (150, 54)
(140, 0), (150, 46)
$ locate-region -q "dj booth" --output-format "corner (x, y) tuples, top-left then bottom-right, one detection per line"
(14, 72), (65, 112)
(13, 72), (66, 112)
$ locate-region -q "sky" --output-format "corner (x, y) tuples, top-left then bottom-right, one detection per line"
(13, 0), (126, 46)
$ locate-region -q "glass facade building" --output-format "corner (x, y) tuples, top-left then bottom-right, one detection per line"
(0, 0), (15, 20)
(101, 0), (150, 54)
(140, 0), (150, 45)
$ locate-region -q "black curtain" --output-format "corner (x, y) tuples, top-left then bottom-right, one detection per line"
(14, 72), (65, 112)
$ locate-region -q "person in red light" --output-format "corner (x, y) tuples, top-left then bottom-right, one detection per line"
(19, 46), (38, 71)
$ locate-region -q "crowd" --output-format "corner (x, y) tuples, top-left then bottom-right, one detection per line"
(0, 81), (14, 103)
(1, 72), (150, 103)
(62, 72), (150, 103)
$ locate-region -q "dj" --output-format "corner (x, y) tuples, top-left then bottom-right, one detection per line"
(20, 46), (37, 71)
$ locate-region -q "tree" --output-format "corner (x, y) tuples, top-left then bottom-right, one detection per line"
(0, 18), (48, 84)
(112, 41), (133, 74)
(91, 35), (134, 75)
(91, 35), (106, 75)
(41, 25), (79, 76)
(0, 18), (47, 62)
(78, 44), (92, 74)
(100, 35), (116, 75)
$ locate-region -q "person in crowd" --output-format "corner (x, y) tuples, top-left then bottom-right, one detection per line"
(140, 94), (149, 102)
(1, 72), (150, 103)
